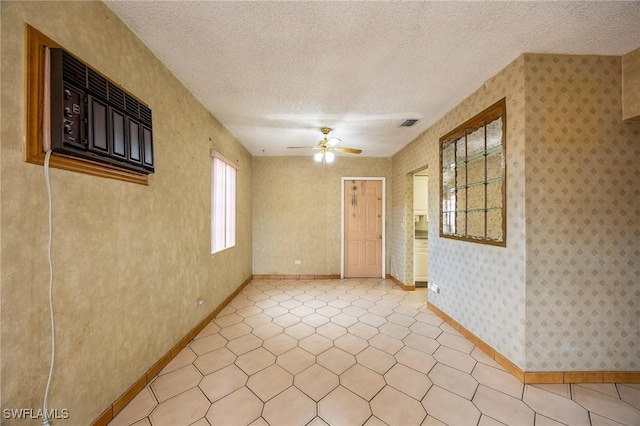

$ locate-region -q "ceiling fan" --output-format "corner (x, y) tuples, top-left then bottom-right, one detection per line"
(287, 127), (362, 163)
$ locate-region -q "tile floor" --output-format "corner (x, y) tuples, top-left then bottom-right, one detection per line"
(109, 279), (640, 426)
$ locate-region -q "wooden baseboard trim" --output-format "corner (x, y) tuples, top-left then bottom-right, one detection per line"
(252, 274), (341, 280)
(91, 275), (253, 426)
(386, 274), (415, 291)
(426, 302), (639, 384)
(252, 274), (410, 288)
(525, 371), (640, 384)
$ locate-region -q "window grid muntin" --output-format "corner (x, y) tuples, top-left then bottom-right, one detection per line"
(439, 98), (506, 246)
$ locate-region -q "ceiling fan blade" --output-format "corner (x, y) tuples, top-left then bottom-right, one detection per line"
(334, 147), (362, 154)
(327, 137), (341, 147)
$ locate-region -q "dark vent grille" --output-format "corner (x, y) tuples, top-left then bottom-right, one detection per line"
(139, 104), (152, 126)
(88, 69), (108, 100)
(108, 82), (125, 110)
(400, 119), (419, 127)
(125, 94), (139, 118)
(62, 51), (86, 88)
(51, 47), (154, 174)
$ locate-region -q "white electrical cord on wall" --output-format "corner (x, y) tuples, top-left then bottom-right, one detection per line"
(42, 150), (55, 426)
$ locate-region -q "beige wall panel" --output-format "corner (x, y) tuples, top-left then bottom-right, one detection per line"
(622, 47), (640, 121)
(393, 52), (640, 373)
(524, 54), (640, 371)
(0, 2), (252, 423)
(392, 56), (528, 368)
(252, 156), (391, 275)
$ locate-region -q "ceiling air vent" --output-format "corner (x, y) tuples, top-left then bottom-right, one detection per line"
(400, 119), (419, 127)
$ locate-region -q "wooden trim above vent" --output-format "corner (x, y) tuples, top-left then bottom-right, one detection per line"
(25, 25), (149, 185)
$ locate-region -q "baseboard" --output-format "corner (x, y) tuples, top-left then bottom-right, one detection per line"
(91, 275), (253, 426)
(252, 274), (341, 280)
(386, 274), (415, 291)
(253, 274), (411, 290)
(427, 302), (640, 384)
(524, 371), (640, 384)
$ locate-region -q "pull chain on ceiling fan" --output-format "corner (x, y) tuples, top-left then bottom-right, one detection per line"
(287, 127), (362, 163)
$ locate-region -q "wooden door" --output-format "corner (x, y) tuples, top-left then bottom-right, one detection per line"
(344, 179), (383, 278)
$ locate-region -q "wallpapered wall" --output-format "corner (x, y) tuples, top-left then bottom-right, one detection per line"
(391, 56), (528, 368)
(252, 156), (392, 275)
(392, 52), (639, 372)
(1, 2), (252, 424)
(524, 54), (640, 371)
(623, 47), (640, 120)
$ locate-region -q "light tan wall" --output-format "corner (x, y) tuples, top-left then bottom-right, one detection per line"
(391, 57), (528, 367)
(252, 156), (391, 275)
(524, 54), (640, 371)
(0, 2), (252, 424)
(622, 47), (640, 121)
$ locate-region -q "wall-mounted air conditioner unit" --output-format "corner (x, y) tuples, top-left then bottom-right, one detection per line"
(46, 48), (154, 174)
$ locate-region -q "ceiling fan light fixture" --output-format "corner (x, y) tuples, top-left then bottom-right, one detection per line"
(288, 127), (361, 161)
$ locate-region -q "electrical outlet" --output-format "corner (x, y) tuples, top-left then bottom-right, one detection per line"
(294, 260), (301, 265)
(195, 297), (204, 308)
(428, 283), (440, 294)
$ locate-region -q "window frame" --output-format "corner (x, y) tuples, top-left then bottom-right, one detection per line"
(439, 98), (507, 247)
(211, 150), (238, 254)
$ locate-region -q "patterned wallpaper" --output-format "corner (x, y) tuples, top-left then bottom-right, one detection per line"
(392, 52), (640, 372)
(252, 156), (392, 275)
(623, 47), (640, 120)
(391, 56), (528, 368)
(524, 54), (640, 371)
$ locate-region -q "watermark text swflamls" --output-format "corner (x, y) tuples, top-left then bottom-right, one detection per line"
(3, 408), (70, 420)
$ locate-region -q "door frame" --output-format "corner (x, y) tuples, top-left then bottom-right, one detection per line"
(412, 170), (429, 285)
(341, 177), (386, 279)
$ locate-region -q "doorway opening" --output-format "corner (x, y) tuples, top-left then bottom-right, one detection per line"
(341, 177), (385, 279)
(412, 168), (429, 287)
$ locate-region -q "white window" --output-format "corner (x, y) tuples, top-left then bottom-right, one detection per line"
(211, 150), (238, 253)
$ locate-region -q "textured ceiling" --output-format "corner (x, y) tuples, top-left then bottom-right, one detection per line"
(105, 1), (640, 158)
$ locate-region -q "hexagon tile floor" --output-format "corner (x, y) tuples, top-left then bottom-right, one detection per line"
(109, 279), (640, 426)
